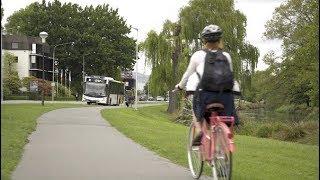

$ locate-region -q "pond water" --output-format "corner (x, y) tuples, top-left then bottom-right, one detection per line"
(239, 108), (312, 123)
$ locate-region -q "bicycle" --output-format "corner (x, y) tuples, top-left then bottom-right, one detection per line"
(187, 102), (235, 180)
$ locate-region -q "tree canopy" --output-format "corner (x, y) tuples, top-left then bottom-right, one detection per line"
(142, 0), (260, 113)
(5, 0), (136, 94)
(258, 0), (319, 106)
(250, 0), (319, 108)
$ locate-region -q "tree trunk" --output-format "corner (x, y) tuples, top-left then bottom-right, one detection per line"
(167, 90), (178, 113)
(167, 24), (181, 114)
(167, 50), (179, 113)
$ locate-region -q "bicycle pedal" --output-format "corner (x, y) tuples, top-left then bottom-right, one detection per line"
(192, 146), (200, 151)
(216, 155), (225, 160)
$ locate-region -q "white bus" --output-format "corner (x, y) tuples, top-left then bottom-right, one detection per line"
(82, 75), (125, 105)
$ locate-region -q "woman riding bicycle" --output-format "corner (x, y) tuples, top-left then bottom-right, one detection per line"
(175, 24), (239, 146)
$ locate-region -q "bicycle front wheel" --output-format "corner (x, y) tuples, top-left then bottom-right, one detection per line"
(212, 126), (232, 180)
(187, 123), (203, 179)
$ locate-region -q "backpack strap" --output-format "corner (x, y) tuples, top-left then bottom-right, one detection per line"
(196, 71), (201, 80)
(196, 71), (202, 91)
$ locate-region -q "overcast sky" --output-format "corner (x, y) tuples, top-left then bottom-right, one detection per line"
(2, 0), (285, 75)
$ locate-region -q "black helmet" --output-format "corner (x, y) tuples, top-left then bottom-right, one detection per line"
(201, 24), (223, 42)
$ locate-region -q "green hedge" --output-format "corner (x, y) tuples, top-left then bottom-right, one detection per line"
(236, 113), (319, 145)
(3, 95), (29, 100)
(4, 95), (76, 101)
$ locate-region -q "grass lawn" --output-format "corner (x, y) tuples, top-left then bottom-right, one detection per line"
(1, 103), (85, 180)
(101, 105), (319, 180)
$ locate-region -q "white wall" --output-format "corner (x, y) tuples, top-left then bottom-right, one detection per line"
(4, 50), (31, 79)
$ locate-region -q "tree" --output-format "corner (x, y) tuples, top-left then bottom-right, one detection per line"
(5, 0), (136, 95)
(142, 21), (187, 113)
(142, 0), (259, 113)
(1, 6), (3, 21)
(142, 29), (173, 97)
(143, 82), (149, 96)
(3, 52), (21, 96)
(264, 0), (319, 107)
(179, 0), (259, 80)
(1, 5), (3, 29)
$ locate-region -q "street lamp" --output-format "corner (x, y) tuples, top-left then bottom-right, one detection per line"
(82, 52), (92, 82)
(52, 41), (74, 101)
(39, 31), (48, 106)
(132, 27), (138, 110)
(148, 81), (150, 101)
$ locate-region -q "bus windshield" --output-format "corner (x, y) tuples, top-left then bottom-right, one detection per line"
(84, 82), (106, 97)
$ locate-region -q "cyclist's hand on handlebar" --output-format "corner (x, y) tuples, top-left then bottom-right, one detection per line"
(172, 84), (183, 93)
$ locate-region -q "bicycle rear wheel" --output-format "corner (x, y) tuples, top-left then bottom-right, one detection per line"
(187, 123), (203, 179)
(212, 126), (232, 180)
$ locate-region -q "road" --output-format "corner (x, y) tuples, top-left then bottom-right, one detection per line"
(1, 100), (166, 105)
(12, 105), (209, 180)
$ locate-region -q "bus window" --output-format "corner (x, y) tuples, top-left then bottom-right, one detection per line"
(108, 81), (124, 94)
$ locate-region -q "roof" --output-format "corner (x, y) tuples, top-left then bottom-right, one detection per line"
(2, 34), (50, 53)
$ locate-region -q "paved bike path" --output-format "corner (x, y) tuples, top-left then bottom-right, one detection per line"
(12, 106), (209, 180)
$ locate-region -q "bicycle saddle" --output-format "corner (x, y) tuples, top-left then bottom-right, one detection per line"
(206, 103), (224, 111)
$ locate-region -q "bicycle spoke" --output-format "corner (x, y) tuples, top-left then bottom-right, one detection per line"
(187, 123), (203, 179)
(212, 126), (232, 180)
(192, 151), (200, 169)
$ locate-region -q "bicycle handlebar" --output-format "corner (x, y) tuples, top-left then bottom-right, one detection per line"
(171, 89), (179, 93)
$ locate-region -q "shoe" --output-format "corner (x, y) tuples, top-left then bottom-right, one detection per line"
(192, 132), (203, 146)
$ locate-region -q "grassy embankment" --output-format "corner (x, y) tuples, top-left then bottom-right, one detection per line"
(235, 101), (319, 145)
(1, 103), (85, 180)
(102, 105), (319, 180)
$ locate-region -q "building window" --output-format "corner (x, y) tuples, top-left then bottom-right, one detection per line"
(12, 42), (19, 49)
(32, 43), (37, 53)
(31, 56), (36, 64)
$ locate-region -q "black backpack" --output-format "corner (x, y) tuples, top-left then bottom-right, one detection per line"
(197, 49), (234, 92)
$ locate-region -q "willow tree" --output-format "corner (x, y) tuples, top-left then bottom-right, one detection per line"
(143, 0), (260, 113)
(142, 20), (184, 113)
(239, 43), (259, 96)
(179, 0), (259, 92)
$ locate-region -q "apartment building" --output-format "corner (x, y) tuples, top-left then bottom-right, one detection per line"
(2, 34), (54, 81)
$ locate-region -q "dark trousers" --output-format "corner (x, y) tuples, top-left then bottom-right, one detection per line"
(193, 90), (239, 125)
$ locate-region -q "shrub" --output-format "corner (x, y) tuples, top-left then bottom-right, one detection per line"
(21, 76), (73, 97)
(303, 108), (319, 121)
(297, 121), (319, 145)
(272, 124), (291, 140)
(283, 125), (306, 141)
(3, 52), (22, 95)
(56, 83), (70, 97)
(21, 76), (51, 96)
(235, 113), (258, 135)
(275, 104), (296, 113)
(256, 124), (274, 138)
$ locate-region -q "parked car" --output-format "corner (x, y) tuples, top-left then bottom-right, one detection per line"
(156, 96), (164, 101)
(139, 96), (147, 101)
(148, 96), (154, 101)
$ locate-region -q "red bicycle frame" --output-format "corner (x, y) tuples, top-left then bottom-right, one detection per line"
(199, 112), (235, 161)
